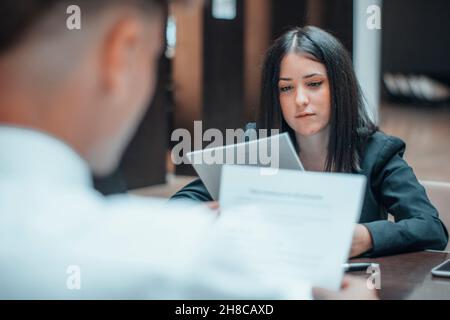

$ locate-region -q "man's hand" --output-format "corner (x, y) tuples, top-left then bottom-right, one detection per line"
(312, 276), (379, 300)
(350, 224), (373, 258)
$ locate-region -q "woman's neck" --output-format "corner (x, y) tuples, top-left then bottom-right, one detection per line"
(296, 128), (329, 172)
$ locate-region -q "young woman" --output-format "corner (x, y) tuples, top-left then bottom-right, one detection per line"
(171, 26), (448, 257)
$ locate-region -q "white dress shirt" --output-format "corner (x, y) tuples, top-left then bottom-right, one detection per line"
(0, 126), (311, 299)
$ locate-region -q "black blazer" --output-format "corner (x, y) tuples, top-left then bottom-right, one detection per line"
(171, 127), (449, 257)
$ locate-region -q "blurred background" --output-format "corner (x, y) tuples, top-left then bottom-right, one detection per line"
(95, 0), (450, 198)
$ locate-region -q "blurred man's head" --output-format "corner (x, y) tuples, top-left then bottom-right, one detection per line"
(0, 0), (167, 176)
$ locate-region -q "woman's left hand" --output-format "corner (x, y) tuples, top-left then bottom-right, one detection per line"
(350, 224), (373, 258)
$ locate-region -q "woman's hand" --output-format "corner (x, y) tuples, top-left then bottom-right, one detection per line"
(350, 224), (373, 258)
(206, 201), (219, 210)
(204, 201), (220, 216)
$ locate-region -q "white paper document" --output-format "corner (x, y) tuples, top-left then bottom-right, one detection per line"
(217, 165), (367, 291)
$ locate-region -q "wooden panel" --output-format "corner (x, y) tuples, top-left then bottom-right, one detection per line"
(172, 2), (203, 131)
(270, 0), (353, 55)
(244, 0), (271, 123)
(172, 1), (204, 176)
(271, 0), (308, 40)
(202, 0), (245, 133)
(319, 0), (353, 54)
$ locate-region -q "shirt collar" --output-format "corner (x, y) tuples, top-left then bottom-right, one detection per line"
(0, 125), (93, 188)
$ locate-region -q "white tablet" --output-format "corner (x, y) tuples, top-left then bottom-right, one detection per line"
(186, 133), (304, 200)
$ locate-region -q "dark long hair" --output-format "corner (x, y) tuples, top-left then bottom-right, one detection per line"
(257, 26), (377, 173)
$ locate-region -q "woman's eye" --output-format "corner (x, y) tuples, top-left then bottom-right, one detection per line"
(308, 81), (323, 88)
(279, 86), (293, 92)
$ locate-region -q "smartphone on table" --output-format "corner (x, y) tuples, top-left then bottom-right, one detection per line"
(431, 259), (450, 278)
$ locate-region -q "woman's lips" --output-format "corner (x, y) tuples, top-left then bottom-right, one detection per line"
(295, 112), (316, 118)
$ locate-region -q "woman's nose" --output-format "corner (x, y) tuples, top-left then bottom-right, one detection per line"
(295, 88), (310, 107)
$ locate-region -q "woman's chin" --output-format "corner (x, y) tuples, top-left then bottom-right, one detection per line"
(294, 127), (321, 137)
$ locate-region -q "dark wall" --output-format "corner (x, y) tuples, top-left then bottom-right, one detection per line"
(270, 0), (353, 54)
(271, 0), (308, 40)
(320, 0), (353, 55)
(202, 0), (245, 135)
(382, 0), (450, 81)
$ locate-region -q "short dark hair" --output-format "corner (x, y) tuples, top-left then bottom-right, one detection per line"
(0, 0), (168, 54)
(257, 26), (378, 173)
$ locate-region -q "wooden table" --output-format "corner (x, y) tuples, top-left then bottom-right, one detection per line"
(352, 251), (450, 300)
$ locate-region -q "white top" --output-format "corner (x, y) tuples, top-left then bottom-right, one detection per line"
(0, 126), (311, 299)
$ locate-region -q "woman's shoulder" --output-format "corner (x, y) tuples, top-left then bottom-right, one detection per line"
(360, 130), (407, 173)
(366, 131), (406, 154)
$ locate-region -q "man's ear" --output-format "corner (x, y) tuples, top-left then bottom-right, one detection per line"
(101, 16), (142, 93)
